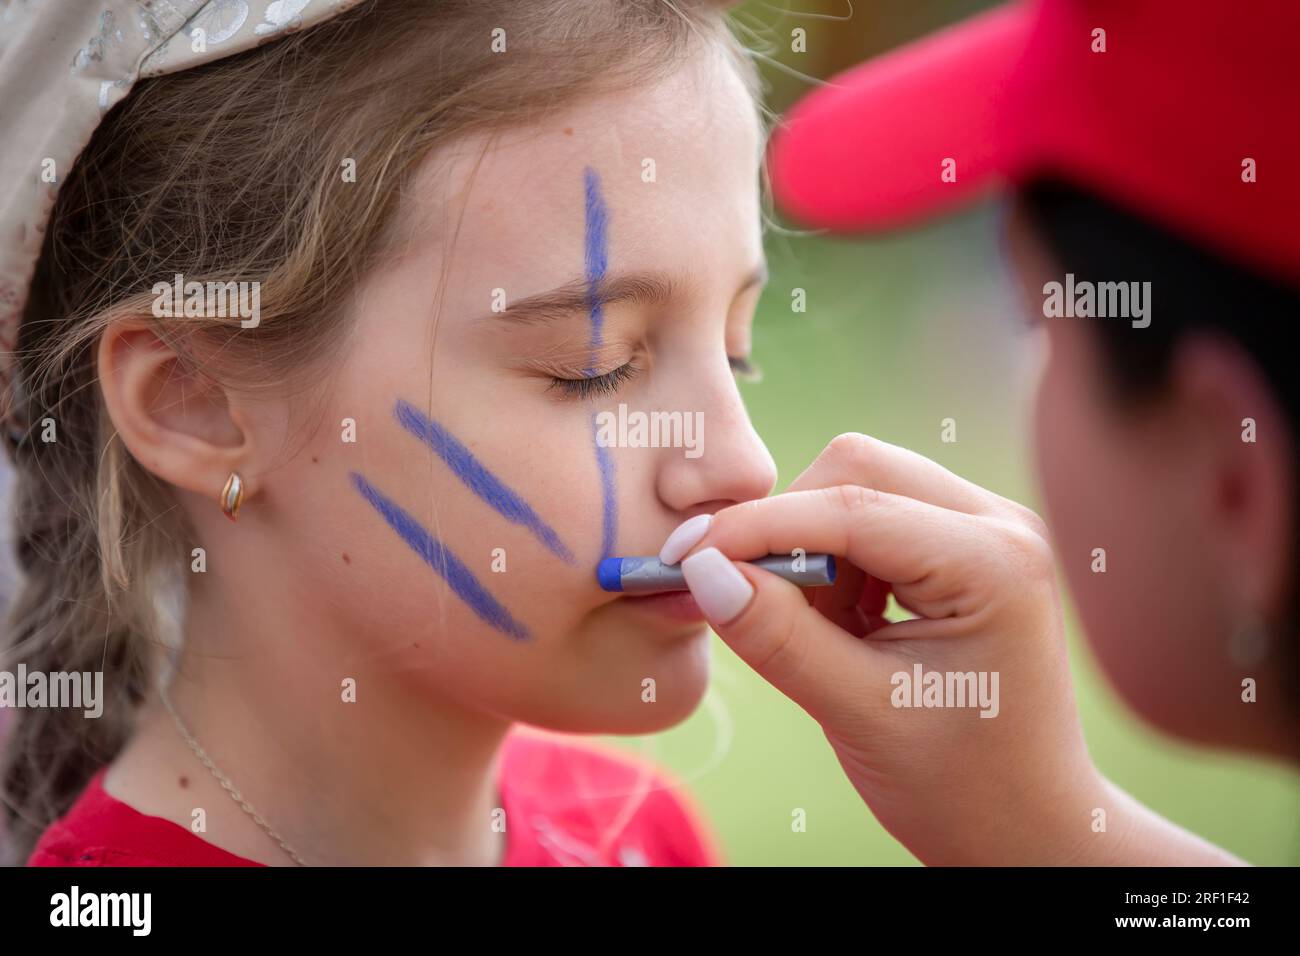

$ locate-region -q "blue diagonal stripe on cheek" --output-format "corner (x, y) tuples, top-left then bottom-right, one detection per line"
(350, 471), (531, 642)
(393, 398), (576, 565)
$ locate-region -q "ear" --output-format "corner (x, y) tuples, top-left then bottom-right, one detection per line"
(96, 316), (263, 505)
(1167, 331), (1294, 613)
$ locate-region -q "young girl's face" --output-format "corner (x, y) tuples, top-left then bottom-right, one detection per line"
(273, 48), (776, 732)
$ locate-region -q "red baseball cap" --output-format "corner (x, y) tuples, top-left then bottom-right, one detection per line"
(768, 0), (1300, 284)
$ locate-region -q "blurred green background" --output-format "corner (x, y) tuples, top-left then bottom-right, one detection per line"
(601, 0), (1300, 866)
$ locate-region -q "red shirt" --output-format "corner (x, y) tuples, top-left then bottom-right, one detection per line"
(26, 727), (723, 867)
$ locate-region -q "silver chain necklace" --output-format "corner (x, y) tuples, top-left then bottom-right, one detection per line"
(158, 684), (308, 866)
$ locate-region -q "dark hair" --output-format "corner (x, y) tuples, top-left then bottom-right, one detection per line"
(1018, 177), (1300, 406)
(1017, 175), (1300, 711)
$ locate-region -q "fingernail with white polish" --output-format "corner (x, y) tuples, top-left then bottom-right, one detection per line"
(681, 547), (753, 624)
(659, 513), (713, 565)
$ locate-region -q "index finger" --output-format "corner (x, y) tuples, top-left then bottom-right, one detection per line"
(786, 433), (1030, 524)
(696, 483), (984, 591)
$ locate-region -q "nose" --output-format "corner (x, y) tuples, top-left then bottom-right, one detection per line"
(654, 357), (777, 515)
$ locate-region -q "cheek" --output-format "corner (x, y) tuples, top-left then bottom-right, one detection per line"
(324, 369), (606, 660)
(398, 408), (602, 610)
(1031, 332), (1219, 731)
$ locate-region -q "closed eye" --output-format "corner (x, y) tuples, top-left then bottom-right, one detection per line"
(548, 354), (761, 399)
(548, 361), (639, 399)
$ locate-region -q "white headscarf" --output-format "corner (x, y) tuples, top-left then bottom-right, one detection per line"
(0, 0), (369, 443)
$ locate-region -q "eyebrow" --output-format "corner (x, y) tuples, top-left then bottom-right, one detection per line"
(487, 261), (769, 326)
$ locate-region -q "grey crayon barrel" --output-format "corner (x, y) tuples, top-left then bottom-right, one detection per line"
(598, 553), (836, 592)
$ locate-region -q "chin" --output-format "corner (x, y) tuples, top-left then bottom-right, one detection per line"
(1091, 634), (1235, 749)
(536, 632), (714, 735)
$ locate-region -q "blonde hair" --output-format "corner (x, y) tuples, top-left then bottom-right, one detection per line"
(0, 0), (766, 865)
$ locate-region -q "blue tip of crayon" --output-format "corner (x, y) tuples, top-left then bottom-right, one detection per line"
(597, 557), (624, 592)
(826, 555), (837, 585)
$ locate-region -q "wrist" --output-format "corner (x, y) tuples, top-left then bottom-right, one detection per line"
(974, 754), (1111, 865)
(912, 757), (1108, 866)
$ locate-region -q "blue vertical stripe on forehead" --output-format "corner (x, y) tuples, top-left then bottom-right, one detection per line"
(394, 398), (575, 565)
(584, 166), (617, 559)
(583, 165), (610, 365)
(350, 471), (531, 641)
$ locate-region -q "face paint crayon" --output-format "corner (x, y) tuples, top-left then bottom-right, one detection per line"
(597, 553), (837, 592)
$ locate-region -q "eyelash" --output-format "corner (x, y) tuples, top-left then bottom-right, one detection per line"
(548, 361), (641, 399)
(547, 356), (760, 399)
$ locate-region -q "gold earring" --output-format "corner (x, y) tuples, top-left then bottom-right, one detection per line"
(220, 471), (245, 522)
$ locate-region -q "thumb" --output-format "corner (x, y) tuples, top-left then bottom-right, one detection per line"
(681, 547), (893, 727)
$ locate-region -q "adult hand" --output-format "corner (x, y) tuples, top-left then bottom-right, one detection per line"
(662, 434), (1124, 864)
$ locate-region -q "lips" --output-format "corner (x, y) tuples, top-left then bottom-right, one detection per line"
(612, 589), (707, 624)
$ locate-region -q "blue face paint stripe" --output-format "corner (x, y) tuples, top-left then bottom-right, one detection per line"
(350, 471), (531, 642)
(393, 398), (576, 565)
(592, 411), (617, 560)
(583, 166), (618, 560)
(583, 165), (610, 373)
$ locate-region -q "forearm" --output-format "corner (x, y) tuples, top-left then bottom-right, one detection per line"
(1059, 774), (1249, 866)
